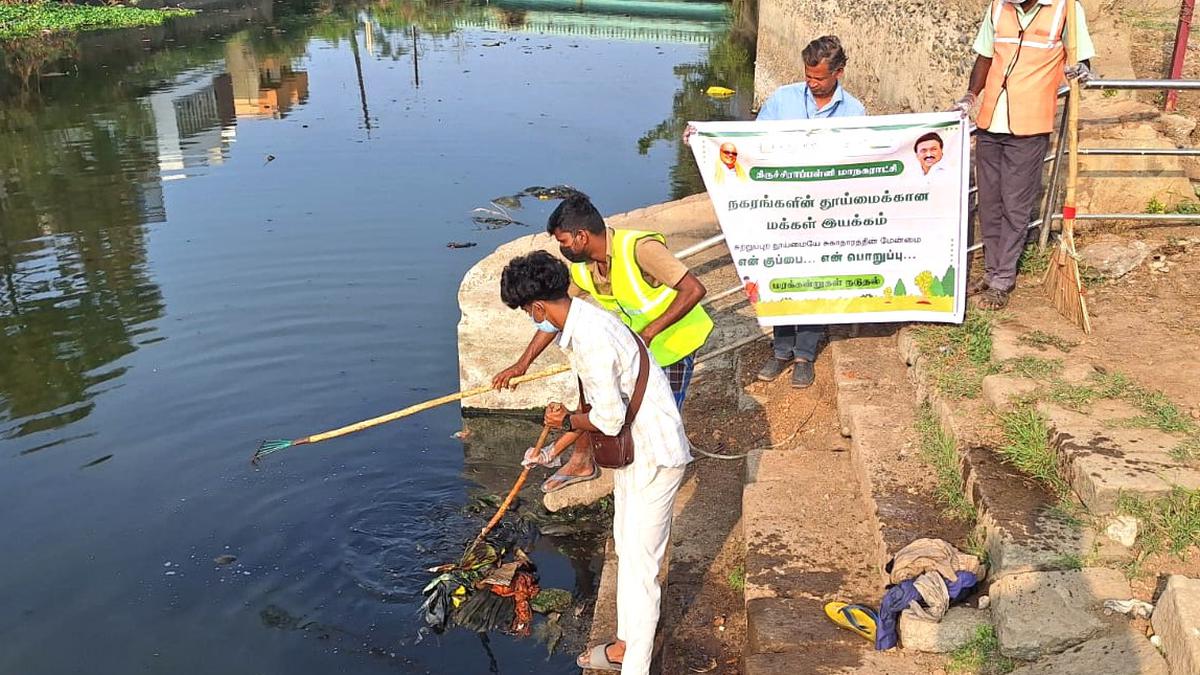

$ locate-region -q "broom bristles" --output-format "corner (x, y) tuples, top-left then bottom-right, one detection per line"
(1043, 234), (1091, 333)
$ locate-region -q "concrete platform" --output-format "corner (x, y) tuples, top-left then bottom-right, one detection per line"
(1151, 575), (1200, 675)
(991, 568), (1132, 660)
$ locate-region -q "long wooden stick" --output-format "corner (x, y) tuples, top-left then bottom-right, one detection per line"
(460, 425), (552, 565)
(253, 365), (570, 461)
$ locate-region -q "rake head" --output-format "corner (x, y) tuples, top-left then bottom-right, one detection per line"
(252, 439), (296, 464)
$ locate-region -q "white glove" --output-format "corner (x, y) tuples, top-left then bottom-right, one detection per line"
(521, 446), (562, 468)
(950, 93), (976, 117)
(1064, 63), (1094, 84)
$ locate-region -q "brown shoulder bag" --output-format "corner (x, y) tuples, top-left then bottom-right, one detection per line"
(576, 330), (650, 469)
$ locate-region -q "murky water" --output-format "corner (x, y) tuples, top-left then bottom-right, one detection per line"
(0, 0), (750, 672)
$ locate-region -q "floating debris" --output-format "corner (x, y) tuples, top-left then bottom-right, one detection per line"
(80, 454), (113, 468)
(446, 241), (477, 249)
(530, 588), (572, 614)
(213, 554), (238, 566)
(706, 85), (736, 98)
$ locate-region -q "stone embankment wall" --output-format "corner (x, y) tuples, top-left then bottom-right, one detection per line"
(753, 0), (1122, 113)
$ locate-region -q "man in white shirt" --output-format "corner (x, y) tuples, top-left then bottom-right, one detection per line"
(499, 251), (692, 675)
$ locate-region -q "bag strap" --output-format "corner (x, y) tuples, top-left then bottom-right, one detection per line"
(624, 328), (650, 427)
(574, 329), (651, 428)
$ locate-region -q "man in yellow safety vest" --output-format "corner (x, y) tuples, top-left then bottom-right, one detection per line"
(493, 192), (713, 492)
(953, 0), (1094, 310)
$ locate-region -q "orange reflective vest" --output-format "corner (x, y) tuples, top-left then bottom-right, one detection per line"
(977, 0), (1068, 136)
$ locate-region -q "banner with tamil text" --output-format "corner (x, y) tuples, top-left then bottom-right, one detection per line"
(691, 112), (969, 325)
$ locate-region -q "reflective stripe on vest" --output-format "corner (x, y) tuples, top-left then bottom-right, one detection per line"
(977, 0), (1068, 135)
(569, 229), (714, 367)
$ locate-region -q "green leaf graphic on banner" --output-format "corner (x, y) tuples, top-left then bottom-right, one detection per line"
(750, 160), (904, 182)
(770, 275), (885, 293)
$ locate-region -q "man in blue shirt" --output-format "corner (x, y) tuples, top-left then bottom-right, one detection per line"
(754, 35), (866, 387)
(685, 35), (865, 387)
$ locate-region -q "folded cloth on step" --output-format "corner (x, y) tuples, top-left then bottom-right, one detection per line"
(876, 570), (979, 650)
(887, 537), (985, 585)
(903, 570), (980, 623)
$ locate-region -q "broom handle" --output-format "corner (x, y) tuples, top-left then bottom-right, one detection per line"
(461, 425), (551, 563)
(1064, 0), (1079, 241)
(302, 365), (569, 444)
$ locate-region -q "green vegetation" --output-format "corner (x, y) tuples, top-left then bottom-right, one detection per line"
(1049, 552), (1083, 570)
(1045, 373), (1200, 460)
(1118, 487), (1200, 559)
(1146, 196), (1200, 215)
(963, 528), (989, 568)
(1018, 329), (1078, 354)
(912, 309), (1001, 399)
(916, 405), (977, 522)
(999, 406), (1067, 496)
(1001, 356), (1061, 381)
(727, 564), (745, 592)
(947, 625), (1015, 675)
(1017, 244), (1051, 276)
(0, 2), (193, 40)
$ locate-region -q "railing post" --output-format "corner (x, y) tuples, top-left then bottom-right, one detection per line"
(1166, 0), (1196, 112)
(1038, 95), (1071, 252)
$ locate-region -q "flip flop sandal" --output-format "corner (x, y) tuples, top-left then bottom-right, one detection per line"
(541, 465), (601, 494)
(576, 643), (622, 671)
(823, 601), (878, 643)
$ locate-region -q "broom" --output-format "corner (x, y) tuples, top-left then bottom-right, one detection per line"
(1043, 0), (1092, 334)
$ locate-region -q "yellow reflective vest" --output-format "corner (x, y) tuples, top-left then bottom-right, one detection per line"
(569, 229), (714, 367)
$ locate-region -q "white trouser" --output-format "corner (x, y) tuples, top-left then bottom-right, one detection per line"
(612, 464), (687, 675)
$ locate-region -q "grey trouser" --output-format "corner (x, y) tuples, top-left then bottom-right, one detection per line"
(773, 324), (824, 361)
(975, 130), (1050, 292)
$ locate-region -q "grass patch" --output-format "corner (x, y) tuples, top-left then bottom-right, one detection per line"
(916, 405), (977, 522)
(727, 564), (745, 592)
(963, 528), (990, 568)
(0, 2), (192, 40)
(999, 406), (1068, 496)
(1018, 329), (1078, 353)
(1001, 356), (1062, 381)
(1050, 553), (1083, 570)
(947, 624), (1015, 675)
(1018, 244), (1051, 277)
(912, 309), (1001, 399)
(1118, 487), (1200, 559)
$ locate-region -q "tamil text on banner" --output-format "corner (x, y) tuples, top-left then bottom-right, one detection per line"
(691, 112), (970, 325)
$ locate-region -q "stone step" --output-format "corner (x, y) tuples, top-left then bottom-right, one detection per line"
(830, 328), (973, 567)
(898, 606), (991, 653)
(1151, 575), (1200, 675)
(896, 326), (1132, 579)
(991, 568), (1132, 660)
(1006, 626), (1168, 674)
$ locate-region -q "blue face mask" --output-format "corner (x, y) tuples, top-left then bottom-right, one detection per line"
(529, 306), (559, 334)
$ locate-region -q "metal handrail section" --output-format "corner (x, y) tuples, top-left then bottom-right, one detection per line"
(1085, 79), (1200, 90)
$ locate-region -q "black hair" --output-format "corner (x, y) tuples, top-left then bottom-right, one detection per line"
(546, 192), (605, 236)
(913, 132), (944, 153)
(500, 251), (571, 309)
(802, 35), (848, 71)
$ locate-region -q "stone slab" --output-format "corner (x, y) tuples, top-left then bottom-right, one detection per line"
(1007, 627), (1168, 675)
(1151, 575), (1200, 675)
(542, 468), (614, 512)
(1041, 402), (1200, 513)
(983, 375), (1039, 411)
(992, 568), (1132, 660)
(746, 596), (852, 654)
(899, 606), (991, 653)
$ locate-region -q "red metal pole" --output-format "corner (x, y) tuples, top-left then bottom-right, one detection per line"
(1166, 0), (1196, 112)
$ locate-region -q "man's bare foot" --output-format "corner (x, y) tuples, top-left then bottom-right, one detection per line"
(541, 454), (600, 493)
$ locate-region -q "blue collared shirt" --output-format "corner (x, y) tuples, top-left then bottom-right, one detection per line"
(756, 83), (867, 121)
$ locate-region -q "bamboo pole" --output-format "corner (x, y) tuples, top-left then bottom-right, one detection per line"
(1043, 0), (1092, 333)
(459, 425), (553, 564)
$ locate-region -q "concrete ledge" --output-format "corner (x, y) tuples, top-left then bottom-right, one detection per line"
(899, 606), (990, 653)
(1007, 626), (1168, 674)
(1151, 575), (1200, 675)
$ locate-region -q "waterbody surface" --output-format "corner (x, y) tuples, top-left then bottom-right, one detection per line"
(0, 0), (751, 672)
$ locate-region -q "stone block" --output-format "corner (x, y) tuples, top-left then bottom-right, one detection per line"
(899, 606), (990, 653)
(1007, 627), (1168, 675)
(542, 469), (613, 512)
(1078, 234), (1151, 280)
(982, 375), (1039, 411)
(992, 568), (1131, 660)
(747, 597), (845, 654)
(1151, 575), (1200, 675)
(991, 323), (1047, 363)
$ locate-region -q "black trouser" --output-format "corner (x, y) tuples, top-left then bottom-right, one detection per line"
(975, 130), (1050, 292)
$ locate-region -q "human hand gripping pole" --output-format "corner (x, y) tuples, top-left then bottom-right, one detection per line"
(459, 425), (552, 566)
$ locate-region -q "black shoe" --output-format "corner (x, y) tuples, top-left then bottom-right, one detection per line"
(757, 357), (791, 382)
(791, 360), (815, 388)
